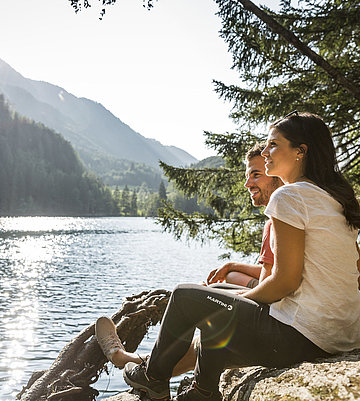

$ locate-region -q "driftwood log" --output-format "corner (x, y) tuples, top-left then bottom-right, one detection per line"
(17, 289), (171, 401)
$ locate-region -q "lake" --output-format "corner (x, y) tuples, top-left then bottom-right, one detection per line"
(0, 217), (251, 400)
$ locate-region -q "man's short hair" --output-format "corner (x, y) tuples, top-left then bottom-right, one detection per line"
(246, 141), (283, 188)
(246, 142), (266, 161)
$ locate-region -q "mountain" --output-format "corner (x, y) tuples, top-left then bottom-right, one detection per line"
(191, 156), (225, 169)
(0, 58), (198, 177)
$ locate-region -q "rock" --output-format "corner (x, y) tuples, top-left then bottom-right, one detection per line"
(103, 391), (140, 401)
(102, 350), (360, 401)
(220, 349), (360, 401)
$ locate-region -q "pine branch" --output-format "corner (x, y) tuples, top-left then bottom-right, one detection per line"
(336, 133), (360, 148)
(342, 156), (360, 172)
(227, 0), (360, 102)
(332, 125), (360, 138)
(157, 203), (264, 255)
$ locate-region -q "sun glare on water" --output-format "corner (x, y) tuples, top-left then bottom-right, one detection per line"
(0, 217), (64, 399)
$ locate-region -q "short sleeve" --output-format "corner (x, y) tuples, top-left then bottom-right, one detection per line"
(264, 185), (308, 230)
(258, 219), (274, 265)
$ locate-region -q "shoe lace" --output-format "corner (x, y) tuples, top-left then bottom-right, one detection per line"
(138, 354), (149, 364)
(177, 381), (196, 401)
(177, 382), (216, 401)
(132, 357), (148, 374)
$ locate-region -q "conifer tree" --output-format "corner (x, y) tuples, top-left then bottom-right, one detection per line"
(158, 0), (360, 255)
(130, 190), (138, 216)
(158, 180), (167, 202)
(113, 186), (121, 214)
(121, 185), (131, 216)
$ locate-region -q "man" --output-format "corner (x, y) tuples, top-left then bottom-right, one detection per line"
(206, 142), (282, 289)
(95, 143), (283, 377)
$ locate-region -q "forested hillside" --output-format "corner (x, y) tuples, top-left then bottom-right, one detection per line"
(0, 95), (117, 216)
(0, 94), (212, 217)
(82, 152), (163, 191)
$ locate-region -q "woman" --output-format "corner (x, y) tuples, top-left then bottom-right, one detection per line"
(96, 112), (360, 401)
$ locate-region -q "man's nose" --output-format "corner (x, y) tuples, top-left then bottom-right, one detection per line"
(244, 177), (252, 188)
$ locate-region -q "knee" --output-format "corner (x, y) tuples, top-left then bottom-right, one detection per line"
(171, 283), (202, 304)
(170, 284), (189, 304)
(225, 271), (243, 284)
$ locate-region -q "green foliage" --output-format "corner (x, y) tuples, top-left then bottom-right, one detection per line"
(158, 180), (167, 201)
(79, 151), (164, 191)
(158, 204), (263, 255)
(158, 0), (360, 255)
(111, 183), (205, 217)
(68, 0), (157, 18)
(158, 131), (265, 255)
(121, 185), (131, 216)
(0, 95), (118, 216)
(215, 0), (360, 173)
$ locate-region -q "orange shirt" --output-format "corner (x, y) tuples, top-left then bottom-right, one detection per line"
(258, 219), (273, 266)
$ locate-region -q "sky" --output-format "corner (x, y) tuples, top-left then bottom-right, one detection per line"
(0, 0), (278, 161)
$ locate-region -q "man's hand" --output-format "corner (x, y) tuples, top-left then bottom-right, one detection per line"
(206, 264), (230, 285)
(206, 262), (263, 286)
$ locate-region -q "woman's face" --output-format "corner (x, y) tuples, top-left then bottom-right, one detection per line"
(261, 128), (303, 183)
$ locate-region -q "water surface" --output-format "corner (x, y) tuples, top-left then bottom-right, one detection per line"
(0, 217), (249, 400)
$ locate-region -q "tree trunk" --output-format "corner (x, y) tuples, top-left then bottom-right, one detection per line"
(16, 289), (170, 401)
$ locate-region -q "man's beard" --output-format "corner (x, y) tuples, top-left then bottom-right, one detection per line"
(253, 190), (267, 207)
(253, 178), (281, 207)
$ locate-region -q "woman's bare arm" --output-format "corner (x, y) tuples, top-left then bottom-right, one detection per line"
(258, 262), (273, 283)
(242, 217), (304, 304)
(356, 241), (360, 289)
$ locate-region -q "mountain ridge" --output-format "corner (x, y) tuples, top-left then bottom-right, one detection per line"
(0, 58), (198, 173)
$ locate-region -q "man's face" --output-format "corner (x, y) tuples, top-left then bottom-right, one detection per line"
(244, 155), (281, 206)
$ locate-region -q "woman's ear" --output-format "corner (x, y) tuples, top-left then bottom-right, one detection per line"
(297, 144), (308, 158)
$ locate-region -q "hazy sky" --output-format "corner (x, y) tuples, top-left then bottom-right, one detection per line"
(0, 0), (279, 160)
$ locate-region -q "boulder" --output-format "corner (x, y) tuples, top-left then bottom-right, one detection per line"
(103, 350), (360, 401)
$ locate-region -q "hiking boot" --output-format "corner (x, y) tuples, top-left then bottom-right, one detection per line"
(95, 316), (125, 365)
(174, 381), (222, 401)
(123, 360), (170, 400)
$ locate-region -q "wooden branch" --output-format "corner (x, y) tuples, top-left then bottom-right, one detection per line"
(17, 289), (170, 401)
(235, 0), (360, 102)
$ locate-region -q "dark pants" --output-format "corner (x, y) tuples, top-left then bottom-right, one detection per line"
(147, 284), (329, 391)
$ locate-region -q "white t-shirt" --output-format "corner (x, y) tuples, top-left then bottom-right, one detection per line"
(265, 181), (360, 353)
